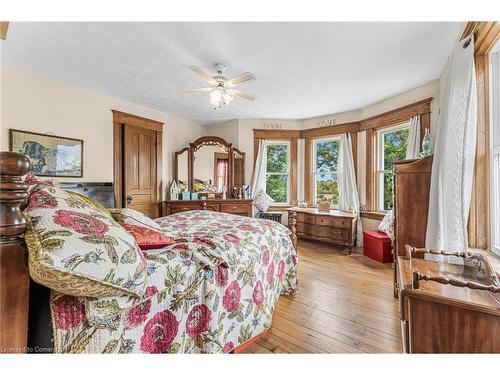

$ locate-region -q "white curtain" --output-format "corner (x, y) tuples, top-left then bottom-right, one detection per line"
(425, 37), (477, 252)
(406, 115), (421, 159)
(250, 140), (268, 214)
(338, 133), (363, 247)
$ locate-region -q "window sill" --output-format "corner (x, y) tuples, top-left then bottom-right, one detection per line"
(360, 211), (386, 220)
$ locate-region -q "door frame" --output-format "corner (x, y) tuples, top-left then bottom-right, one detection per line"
(112, 110), (164, 216)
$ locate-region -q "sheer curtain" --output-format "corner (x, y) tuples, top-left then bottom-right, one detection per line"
(425, 37), (477, 252)
(406, 115), (421, 159)
(338, 133), (363, 246)
(251, 140), (268, 210)
(215, 159), (228, 192)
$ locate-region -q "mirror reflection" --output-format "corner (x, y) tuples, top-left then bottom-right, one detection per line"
(193, 144), (228, 193)
(176, 149), (189, 192)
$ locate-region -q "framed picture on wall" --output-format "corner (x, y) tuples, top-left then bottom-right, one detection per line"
(9, 129), (83, 177)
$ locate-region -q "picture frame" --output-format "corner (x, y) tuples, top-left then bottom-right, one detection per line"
(9, 129), (83, 177)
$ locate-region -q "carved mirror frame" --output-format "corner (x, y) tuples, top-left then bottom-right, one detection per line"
(174, 136), (234, 193)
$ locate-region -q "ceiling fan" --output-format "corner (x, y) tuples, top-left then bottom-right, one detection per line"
(182, 63), (255, 108)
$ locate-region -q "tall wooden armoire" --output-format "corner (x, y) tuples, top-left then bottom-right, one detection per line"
(392, 156), (433, 297)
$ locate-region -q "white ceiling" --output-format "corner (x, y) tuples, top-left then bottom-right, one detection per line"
(1, 22), (461, 125)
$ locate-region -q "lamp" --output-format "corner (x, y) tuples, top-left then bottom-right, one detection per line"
(209, 88), (234, 109)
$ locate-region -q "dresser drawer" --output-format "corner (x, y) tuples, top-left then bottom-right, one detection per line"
(169, 202), (199, 214)
(330, 228), (348, 241)
(296, 222), (349, 242)
(297, 212), (315, 224)
(315, 215), (351, 228)
(200, 202), (219, 211)
(220, 202), (248, 215)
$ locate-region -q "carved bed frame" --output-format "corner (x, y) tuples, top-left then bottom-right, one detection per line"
(0, 151), (298, 353)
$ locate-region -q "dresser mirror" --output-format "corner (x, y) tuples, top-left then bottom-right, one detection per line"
(174, 147), (189, 191)
(232, 148), (245, 190)
(193, 144), (228, 193)
(174, 136), (245, 196)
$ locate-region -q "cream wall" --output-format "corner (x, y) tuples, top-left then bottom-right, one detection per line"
(204, 119), (240, 147)
(0, 67), (205, 199)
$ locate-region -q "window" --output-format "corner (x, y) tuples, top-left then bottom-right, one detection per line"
(266, 142), (290, 204)
(313, 138), (340, 208)
(376, 123), (409, 211)
(490, 46), (500, 254)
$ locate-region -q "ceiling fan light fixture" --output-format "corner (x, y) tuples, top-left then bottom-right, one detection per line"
(184, 63), (255, 108)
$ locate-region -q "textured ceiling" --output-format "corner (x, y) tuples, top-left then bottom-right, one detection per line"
(1, 22), (461, 125)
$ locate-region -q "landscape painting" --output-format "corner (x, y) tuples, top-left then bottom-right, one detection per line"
(10, 129), (83, 177)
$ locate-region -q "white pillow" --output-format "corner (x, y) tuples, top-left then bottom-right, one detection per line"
(378, 209), (394, 240)
(109, 208), (161, 230)
(253, 189), (274, 212)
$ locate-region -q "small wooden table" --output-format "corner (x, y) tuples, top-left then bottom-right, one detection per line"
(287, 207), (357, 253)
(398, 253), (500, 353)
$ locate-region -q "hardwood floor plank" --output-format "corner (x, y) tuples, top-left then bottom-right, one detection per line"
(242, 239), (402, 353)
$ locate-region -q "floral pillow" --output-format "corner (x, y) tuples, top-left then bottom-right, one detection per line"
(121, 223), (175, 250)
(66, 191), (112, 218)
(253, 189), (274, 212)
(25, 185), (147, 297)
(23, 171), (57, 193)
(109, 208), (161, 230)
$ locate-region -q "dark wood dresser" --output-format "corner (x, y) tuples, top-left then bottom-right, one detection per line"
(288, 207), (357, 253)
(393, 156), (433, 296)
(398, 250), (500, 353)
(162, 199), (253, 217)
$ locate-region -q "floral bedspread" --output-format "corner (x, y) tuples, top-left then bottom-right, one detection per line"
(50, 210), (298, 353)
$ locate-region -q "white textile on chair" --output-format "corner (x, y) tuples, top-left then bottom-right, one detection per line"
(338, 133), (363, 247)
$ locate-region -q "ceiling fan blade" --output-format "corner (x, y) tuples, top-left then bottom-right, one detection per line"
(0, 22), (9, 40)
(188, 65), (217, 85)
(227, 89), (255, 101)
(182, 87), (213, 94)
(226, 72), (255, 87)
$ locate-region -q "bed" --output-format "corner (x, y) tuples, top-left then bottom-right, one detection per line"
(0, 151), (299, 354)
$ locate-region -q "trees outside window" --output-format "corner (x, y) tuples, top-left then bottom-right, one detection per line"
(266, 142), (290, 203)
(313, 138), (340, 208)
(377, 124), (409, 211)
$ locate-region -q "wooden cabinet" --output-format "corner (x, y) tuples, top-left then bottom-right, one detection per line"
(162, 199), (253, 217)
(397, 253), (500, 353)
(393, 156), (433, 297)
(288, 207), (357, 252)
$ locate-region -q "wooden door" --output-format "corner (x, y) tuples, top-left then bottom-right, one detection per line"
(123, 125), (157, 218)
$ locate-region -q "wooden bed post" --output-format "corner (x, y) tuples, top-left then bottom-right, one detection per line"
(0, 151), (30, 353)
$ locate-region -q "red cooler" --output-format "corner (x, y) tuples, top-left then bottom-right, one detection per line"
(363, 230), (392, 263)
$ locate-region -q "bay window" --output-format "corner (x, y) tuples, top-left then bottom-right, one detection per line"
(376, 123), (409, 211)
(313, 137), (340, 208)
(265, 142), (290, 204)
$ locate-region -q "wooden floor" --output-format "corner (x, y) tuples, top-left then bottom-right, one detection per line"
(242, 238), (402, 353)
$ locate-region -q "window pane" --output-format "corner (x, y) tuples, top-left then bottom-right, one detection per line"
(383, 172), (394, 210)
(266, 174), (288, 203)
(315, 173), (338, 206)
(493, 153), (500, 249)
(267, 144), (288, 173)
(383, 128), (409, 170)
(315, 139), (339, 172)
